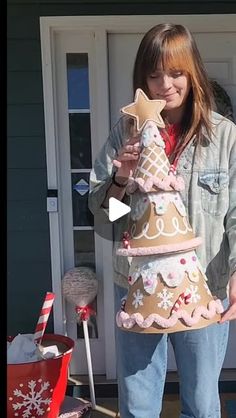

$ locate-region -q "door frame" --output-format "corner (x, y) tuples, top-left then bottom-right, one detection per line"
(40, 14), (236, 378)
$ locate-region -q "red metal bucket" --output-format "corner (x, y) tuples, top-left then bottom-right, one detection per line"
(7, 334), (74, 418)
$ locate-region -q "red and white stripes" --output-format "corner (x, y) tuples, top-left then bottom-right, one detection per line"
(171, 290), (191, 314)
(34, 292), (55, 344)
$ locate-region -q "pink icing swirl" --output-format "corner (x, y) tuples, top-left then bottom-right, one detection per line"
(116, 299), (224, 329)
(126, 173), (185, 194)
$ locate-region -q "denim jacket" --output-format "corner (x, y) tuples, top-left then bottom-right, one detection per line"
(88, 111), (236, 300)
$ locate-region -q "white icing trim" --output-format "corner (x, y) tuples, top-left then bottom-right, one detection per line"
(150, 192), (186, 217)
(116, 299), (224, 329)
(136, 146), (168, 177)
(130, 191), (187, 221)
(129, 250), (202, 287)
(116, 237), (203, 256)
(131, 216), (192, 240)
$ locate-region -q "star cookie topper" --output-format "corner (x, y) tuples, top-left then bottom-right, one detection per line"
(121, 88), (166, 131)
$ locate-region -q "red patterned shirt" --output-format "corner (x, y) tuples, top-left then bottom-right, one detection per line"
(160, 124), (180, 158)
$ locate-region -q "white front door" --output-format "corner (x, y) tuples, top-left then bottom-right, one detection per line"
(108, 24), (236, 370)
(41, 15), (236, 378)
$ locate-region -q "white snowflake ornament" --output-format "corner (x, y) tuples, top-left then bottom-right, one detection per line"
(132, 289), (144, 309)
(9, 379), (52, 418)
(157, 288), (174, 310)
(186, 285), (201, 303)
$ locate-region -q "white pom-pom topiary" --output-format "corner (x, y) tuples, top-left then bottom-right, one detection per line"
(62, 267), (98, 307)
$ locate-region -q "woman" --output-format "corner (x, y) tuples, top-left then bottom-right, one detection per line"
(89, 23), (236, 418)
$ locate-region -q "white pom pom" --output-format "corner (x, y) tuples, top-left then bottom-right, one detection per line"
(141, 121), (165, 148)
(62, 267), (98, 307)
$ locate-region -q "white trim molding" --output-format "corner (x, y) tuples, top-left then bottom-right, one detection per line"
(40, 14), (236, 33)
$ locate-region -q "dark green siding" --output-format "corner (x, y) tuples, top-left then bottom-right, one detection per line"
(7, 2), (51, 335)
(7, 0), (236, 335)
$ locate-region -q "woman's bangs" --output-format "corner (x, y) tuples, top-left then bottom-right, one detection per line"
(160, 37), (193, 74)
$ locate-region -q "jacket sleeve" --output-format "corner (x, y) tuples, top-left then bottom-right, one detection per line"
(88, 117), (126, 222)
(225, 122), (236, 277)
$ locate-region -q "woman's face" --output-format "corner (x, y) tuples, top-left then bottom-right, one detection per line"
(146, 67), (191, 112)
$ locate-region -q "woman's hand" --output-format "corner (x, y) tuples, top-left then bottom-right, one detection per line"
(220, 271), (236, 323)
(113, 136), (141, 179)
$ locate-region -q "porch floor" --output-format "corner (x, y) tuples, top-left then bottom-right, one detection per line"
(65, 393), (236, 418)
(66, 370), (236, 418)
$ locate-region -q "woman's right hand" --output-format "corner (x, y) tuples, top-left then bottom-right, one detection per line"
(113, 136), (141, 179)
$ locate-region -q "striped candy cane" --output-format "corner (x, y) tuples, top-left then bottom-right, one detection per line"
(34, 292), (55, 344)
(171, 290), (191, 314)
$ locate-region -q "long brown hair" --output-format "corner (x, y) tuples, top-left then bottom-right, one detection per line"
(133, 23), (215, 160)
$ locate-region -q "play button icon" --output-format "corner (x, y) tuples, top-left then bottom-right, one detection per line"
(109, 197), (131, 222)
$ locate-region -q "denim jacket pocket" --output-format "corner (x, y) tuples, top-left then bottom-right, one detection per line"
(198, 171), (229, 216)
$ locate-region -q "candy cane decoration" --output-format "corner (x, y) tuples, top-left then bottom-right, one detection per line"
(34, 292), (55, 344)
(168, 164), (177, 175)
(171, 290), (191, 314)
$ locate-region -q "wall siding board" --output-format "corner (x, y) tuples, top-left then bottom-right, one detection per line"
(7, 40), (42, 71)
(7, 1), (48, 333)
(8, 200), (49, 231)
(8, 231), (51, 263)
(8, 137), (46, 169)
(8, 169), (47, 200)
(7, 0), (236, 4)
(7, 15), (40, 39)
(7, 4), (40, 39)
(38, 3), (236, 15)
(8, 72), (43, 104)
(7, 0), (236, 335)
(8, 104), (45, 137)
(7, 262), (53, 335)
(7, 3), (40, 16)
(7, 0), (236, 14)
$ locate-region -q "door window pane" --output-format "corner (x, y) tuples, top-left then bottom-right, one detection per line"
(67, 53), (90, 109)
(73, 232), (97, 339)
(72, 173), (94, 227)
(69, 113), (91, 169)
(67, 52), (97, 340)
(73, 230), (95, 269)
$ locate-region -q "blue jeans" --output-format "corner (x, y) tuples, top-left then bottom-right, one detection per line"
(114, 284), (229, 418)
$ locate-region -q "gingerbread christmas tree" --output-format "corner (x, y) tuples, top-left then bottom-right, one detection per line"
(116, 89), (223, 333)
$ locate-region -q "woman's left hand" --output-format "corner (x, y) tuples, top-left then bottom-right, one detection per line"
(220, 271), (236, 323)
